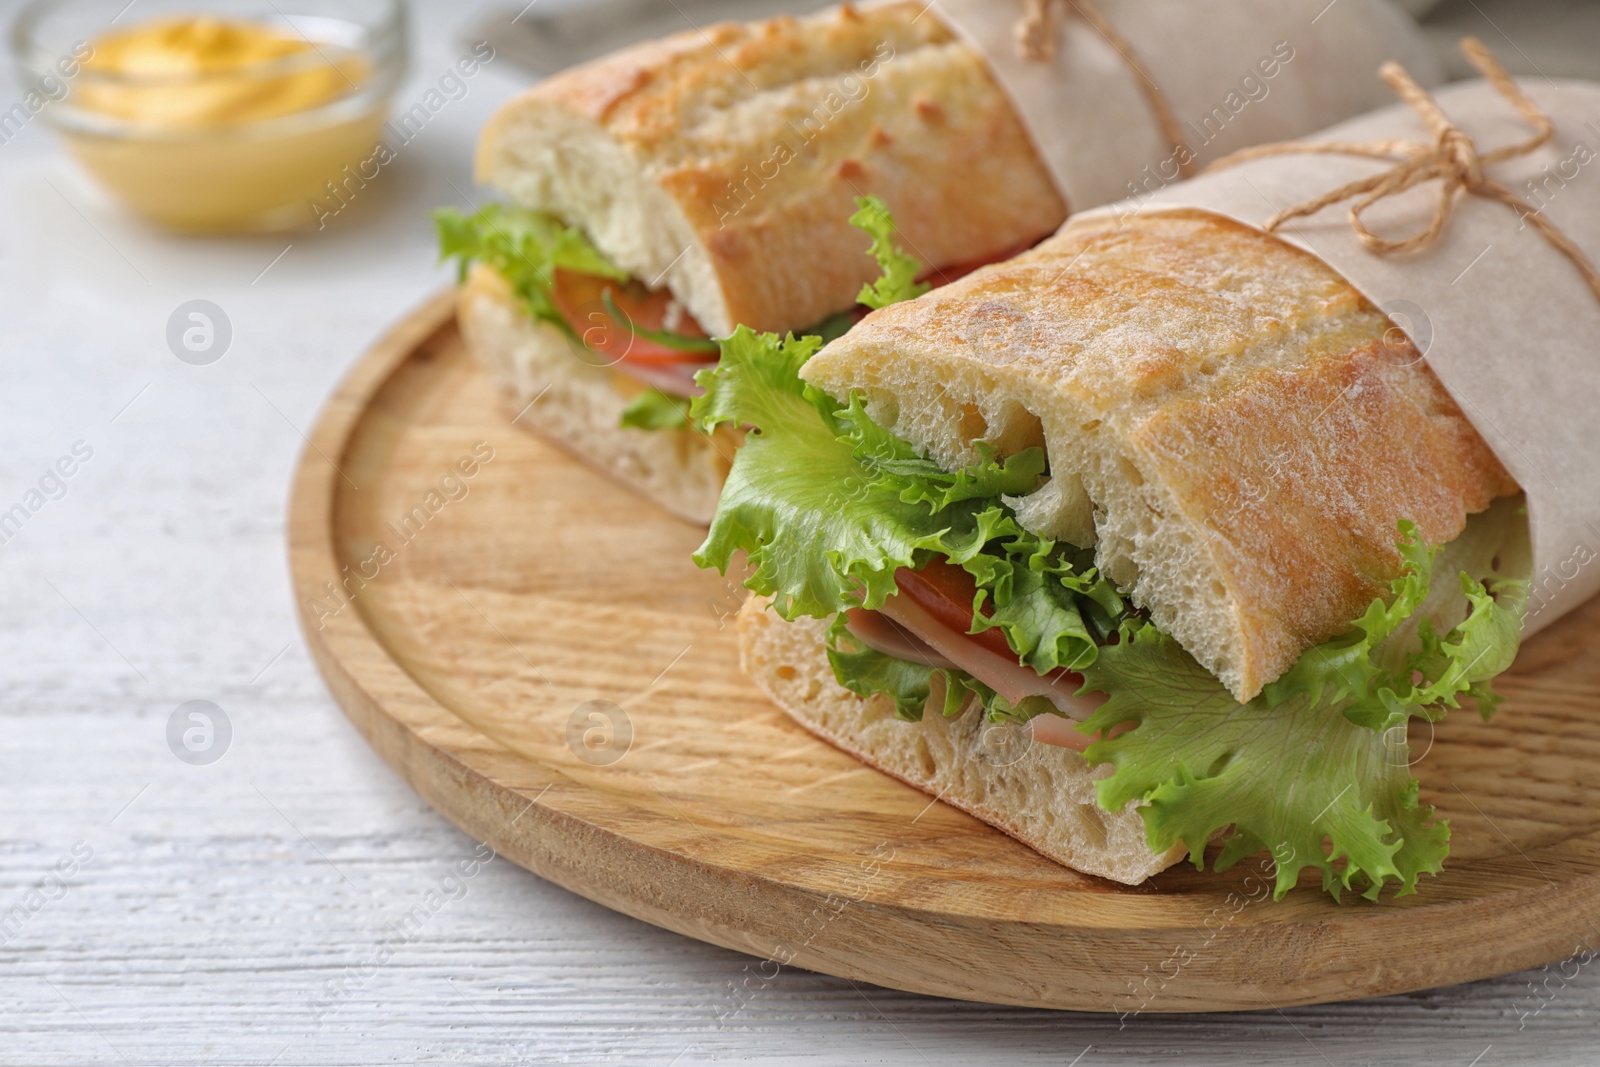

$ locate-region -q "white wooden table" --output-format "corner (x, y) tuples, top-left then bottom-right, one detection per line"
(2, 0), (1595, 1062)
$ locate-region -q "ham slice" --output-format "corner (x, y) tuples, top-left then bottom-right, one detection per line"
(844, 607), (957, 669)
(871, 588), (1103, 721)
(845, 600), (1105, 753)
(613, 357), (710, 398)
(1026, 712), (1097, 752)
(842, 574), (1110, 755)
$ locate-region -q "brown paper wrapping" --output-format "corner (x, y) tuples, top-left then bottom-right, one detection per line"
(927, 0), (1443, 212)
(1068, 78), (1600, 634)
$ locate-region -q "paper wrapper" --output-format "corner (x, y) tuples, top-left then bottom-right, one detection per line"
(1065, 78), (1600, 635)
(928, 0), (1441, 213)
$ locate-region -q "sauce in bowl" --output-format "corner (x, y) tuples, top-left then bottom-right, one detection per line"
(78, 16), (368, 125)
(15, 0), (405, 232)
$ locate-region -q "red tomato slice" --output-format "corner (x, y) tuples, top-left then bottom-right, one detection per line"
(551, 270), (715, 366)
(894, 559), (1089, 697)
(889, 559), (1088, 710)
(893, 560), (1019, 662)
(549, 236), (1039, 368)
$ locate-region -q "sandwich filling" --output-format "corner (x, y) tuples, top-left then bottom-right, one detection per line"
(434, 199), (1007, 433)
(691, 211), (1530, 902)
(436, 204), (720, 431)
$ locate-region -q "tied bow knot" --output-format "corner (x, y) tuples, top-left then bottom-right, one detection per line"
(1209, 37), (1600, 301)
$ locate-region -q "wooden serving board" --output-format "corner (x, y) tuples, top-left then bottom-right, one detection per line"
(290, 291), (1600, 1013)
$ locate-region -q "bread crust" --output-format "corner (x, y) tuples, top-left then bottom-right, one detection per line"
(802, 210), (1518, 700)
(739, 599), (1178, 885)
(456, 265), (738, 523)
(476, 1), (1064, 336)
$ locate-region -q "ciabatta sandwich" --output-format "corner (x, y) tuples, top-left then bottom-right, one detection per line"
(696, 209), (1530, 897)
(443, 2), (1059, 520)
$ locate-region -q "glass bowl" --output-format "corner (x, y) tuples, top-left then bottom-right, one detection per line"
(10, 0), (407, 232)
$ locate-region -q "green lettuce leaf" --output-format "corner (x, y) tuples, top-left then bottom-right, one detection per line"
(850, 195), (931, 310)
(690, 324), (1000, 618)
(1262, 519), (1527, 732)
(1078, 622), (1451, 900)
(691, 326), (1122, 678)
(1078, 513), (1529, 901)
(619, 388), (692, 430)
(434, 204), (626, 332)
(824, 613), (1035, 724)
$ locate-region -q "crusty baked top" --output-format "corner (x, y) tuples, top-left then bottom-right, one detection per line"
(804, 210), (1517, 699)
(478, 2), (1065, 334)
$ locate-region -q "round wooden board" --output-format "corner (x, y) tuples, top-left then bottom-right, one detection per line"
(289, 291), (1600, 1013)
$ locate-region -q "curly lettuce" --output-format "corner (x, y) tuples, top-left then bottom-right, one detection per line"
(434, 204), (626, 334)
(1076, 502), (1527, 900)
(619, 388), (693, 430)
(824, 614), (996, 721)
(1263, 518), (1526, 731)
(851, 194), (931, 309)
(1078, 623), (1451, 901)
(692, 326), (1123, 678)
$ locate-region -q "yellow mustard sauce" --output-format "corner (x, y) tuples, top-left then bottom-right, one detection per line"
(67, 16), (384, 231)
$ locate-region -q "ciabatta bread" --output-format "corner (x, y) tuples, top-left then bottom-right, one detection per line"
(803, 211), (1518, 702)
(739, 598), (1180, 884)
(475, 1), (1065, 336)
(456, 265), (735, 523)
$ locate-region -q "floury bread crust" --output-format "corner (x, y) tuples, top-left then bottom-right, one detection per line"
(739, 599), (1179, 885)
(456, 265), (737, 523)
(474, 1), (1064, 336)
(803, 211), (1518, 702)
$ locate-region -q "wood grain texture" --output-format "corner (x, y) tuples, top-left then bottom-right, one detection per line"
(288, 292), (1600, 1014)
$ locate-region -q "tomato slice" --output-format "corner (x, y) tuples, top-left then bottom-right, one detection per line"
(891, 558), (1090, 703)
(893, 560), (1019, 662)
(549, 236), (1040, 370)
(551, 270), (716, 366)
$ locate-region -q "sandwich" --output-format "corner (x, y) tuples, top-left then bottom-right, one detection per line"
(434, 0), (1435, 522)
(437, 1), (1061, 520)
(694, 207), (1530, 898)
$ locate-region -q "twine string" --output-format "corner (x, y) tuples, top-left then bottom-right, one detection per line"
(1017, 0), (1196, 179)
(1207, 37), (1600, 301)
